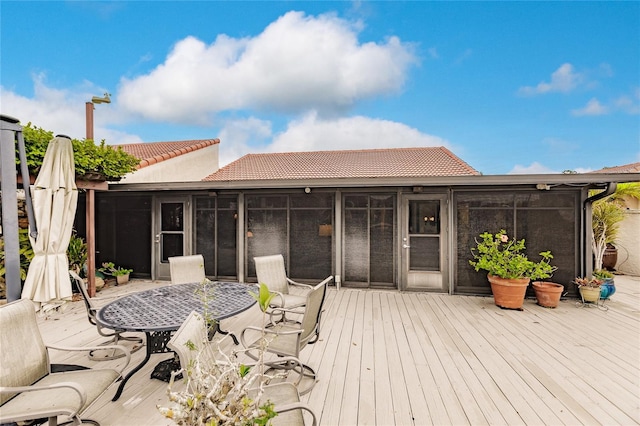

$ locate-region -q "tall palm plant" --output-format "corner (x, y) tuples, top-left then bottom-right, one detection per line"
(592, 182), (640, 271)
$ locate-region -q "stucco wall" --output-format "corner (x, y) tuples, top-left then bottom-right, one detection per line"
(615, 209), (640, 276)
(120, 144), (219, 183)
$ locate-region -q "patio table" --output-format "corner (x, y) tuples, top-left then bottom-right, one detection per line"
(97, 281), (256, 401)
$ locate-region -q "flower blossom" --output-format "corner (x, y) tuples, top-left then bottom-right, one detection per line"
(500, 234), (509, 243)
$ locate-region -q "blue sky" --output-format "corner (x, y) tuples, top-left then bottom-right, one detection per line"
(2, 1), (639, 175)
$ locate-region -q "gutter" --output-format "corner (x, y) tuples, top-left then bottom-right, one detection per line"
(582, 182), (617, 276)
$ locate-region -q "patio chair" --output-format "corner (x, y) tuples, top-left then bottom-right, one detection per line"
(169, 254), (206, 284)
(0, 298), (130, 426)
(167, 310), (217, 371)
(254, 254), (332, 321)
(240, 278), (328, 395)
(169, 312), (317, 425)
(70, 270), (143, 361)
(253, 382), (318, 426)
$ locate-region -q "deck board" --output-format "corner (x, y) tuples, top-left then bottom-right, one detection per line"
(27, 275), (640, 426)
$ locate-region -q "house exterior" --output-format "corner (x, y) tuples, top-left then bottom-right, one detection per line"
(591, 162), (640, 275)
(94, 146), (640, 297)
(116, 139), (220, 183)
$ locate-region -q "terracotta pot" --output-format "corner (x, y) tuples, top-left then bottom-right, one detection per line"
(487, 275), (530, 310)
(532, 281), (564, 308)
(579, 286), (600, 303)
(602, 245), (618, 271)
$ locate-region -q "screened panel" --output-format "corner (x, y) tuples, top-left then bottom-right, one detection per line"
(370, 208), (394, 283)
(96, 195), (152, 276)
(517, 209), (576, 288)
(195, 197), (237, 278)
(344, 209), (368, 283)
(343, 193), (396, 287)
(290, 208), (333, 279)
(195, 199), (215, 276)
(246, 196), (287, 209)
(290, 193), (333, 208)
(246, 209), (287, 277)
(217, 208), (237, 277)
(409, 236), (440, 271)
(409, 200), (440, 235)
(455, 190), (579, 295)
(456, 194), (514, 293)
(161, 234), (183, 262)
(161, 203), (183, 231)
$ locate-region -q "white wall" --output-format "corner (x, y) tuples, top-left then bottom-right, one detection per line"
(615, 209), (640, 276)
(120, 144), (219, 183)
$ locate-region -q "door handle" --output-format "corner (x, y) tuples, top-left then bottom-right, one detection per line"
(154, 234), (160, 243)
(402, 244), (411, 249)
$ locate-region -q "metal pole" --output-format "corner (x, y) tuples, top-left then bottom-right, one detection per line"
(1, 115), (23, 301)
(86, 102), (94, 140)
(85, 101), (96, 296)
(16, 131), (37, 239)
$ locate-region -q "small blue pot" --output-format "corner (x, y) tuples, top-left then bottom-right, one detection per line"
(600, 278), (616, 299)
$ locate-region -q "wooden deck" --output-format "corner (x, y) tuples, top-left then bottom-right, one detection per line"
(34, 275), (640, 425)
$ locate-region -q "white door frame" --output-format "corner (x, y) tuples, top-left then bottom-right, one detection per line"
(152, 196), (192, 281)
(400, 193), (449, 292)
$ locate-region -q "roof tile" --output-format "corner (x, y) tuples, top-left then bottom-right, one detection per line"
(590, 162), (640, 174)
(204, 147), (479, 181)
(116, 139), (220, 169)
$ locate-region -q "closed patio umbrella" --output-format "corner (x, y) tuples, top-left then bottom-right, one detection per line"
(22, 135), (78, 311)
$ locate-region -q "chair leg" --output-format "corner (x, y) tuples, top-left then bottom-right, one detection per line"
(264, 361), (316, 395)
(56, 416), (100, 426)
(88, 333), (143, 361)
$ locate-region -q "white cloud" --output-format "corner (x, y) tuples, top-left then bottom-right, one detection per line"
(518, 63), (582, 96)
(118, 11), (418, 123)
(269, 111), (451, 152)
(217, 117), (273, 167)
(571, 98), (609, 116)
(614, 88), (640, 115)
(508, 162), (558, 174)
(1, 74), (143, 144)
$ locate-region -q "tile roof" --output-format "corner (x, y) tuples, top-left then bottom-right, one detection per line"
(590, 162), (640, 174)
(204, 147), (479, 181)
(116, 139), (220, 169)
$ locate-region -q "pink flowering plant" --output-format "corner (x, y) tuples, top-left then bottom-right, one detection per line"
(469, 230), (556, 280)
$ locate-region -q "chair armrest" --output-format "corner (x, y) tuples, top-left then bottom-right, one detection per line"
(269, 291), (286, 308)
(240, 325), (302, 350)
(318, 275), (334, 287)
(268, 307), (304, 325)
(0, 381), (87, 417)
(46, 344), (131, 374)
(275, 402), (318, 426)
(285, 278), (314, 289)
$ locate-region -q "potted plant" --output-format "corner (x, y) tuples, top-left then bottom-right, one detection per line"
(67, 232), (87, 276)
(531, 281), (565, 308)
(99, 262), (133, 285)
(157, 283), (279, 425)
(470, 230), (556, 310)
(593, 269), (616, 299)
(591, 182), (640, 271)
(573, 276), (603, 303)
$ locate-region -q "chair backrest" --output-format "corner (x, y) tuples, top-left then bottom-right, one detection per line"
(70, 270), (97, 326)
(298, 281), (327, 346)
(167, 311), (213, 371)
(0, 299), (49, 405)
(169, 254), (206, 284)
(254, 254), (289, 294)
